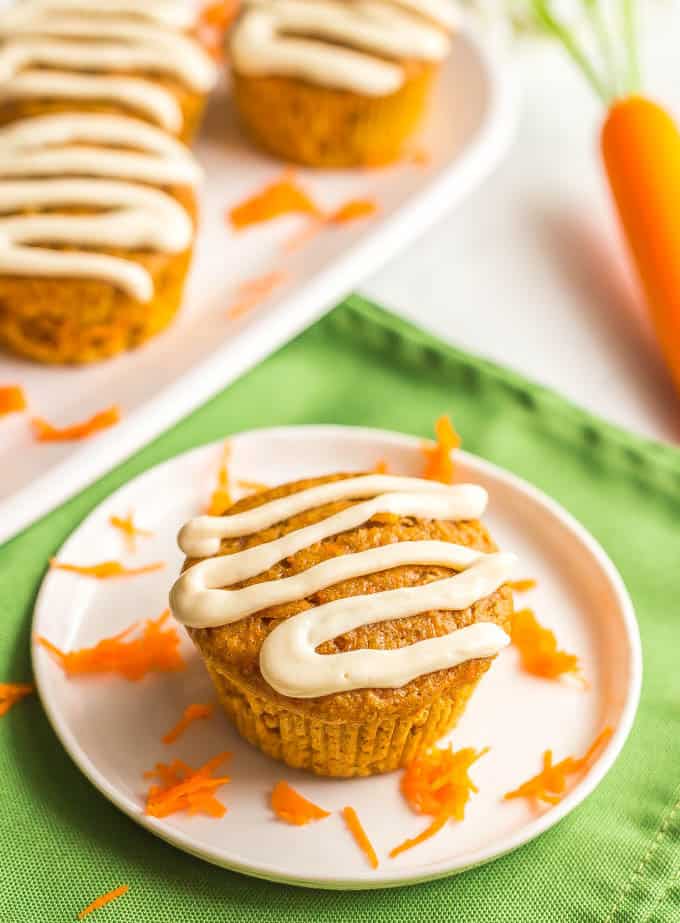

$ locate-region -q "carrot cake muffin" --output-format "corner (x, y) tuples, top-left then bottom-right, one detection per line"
(228, 0), (457, 167)
(170, 473), (515, 777)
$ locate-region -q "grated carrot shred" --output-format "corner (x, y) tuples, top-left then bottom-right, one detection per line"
(0, 385), (27, 416)
(37, 610), (184, 681)
(401, 744), (488, 821)
(342, 806), (378, 869)
(49, 559), (164, 579)
(198, 0), (239, 60)
(504, 727), (614, 806)
(271, 781), (330, 826)
(511, 608), (581, 680)
(373, 459), (389, 474)
(421, 415), (461, 484)
(389, 813), (449, 859)
(237, 479), (270, 493)
(77, 884), (129, 920)
(163, 703), (214, 745)
(228, 171), (321, 229)
(145, 752), (231, 818)
(205, 441), (232, 514)
(32, 405), (120, 442)
(227, 270), (288, 319)
(327, 198), (377, 224)
(109, 511), (152, 552)
(0, 682), (34, 717)
(508, 579), (537, 593)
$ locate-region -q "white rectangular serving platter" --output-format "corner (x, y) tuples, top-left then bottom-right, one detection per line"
(0, 28), (514, 545)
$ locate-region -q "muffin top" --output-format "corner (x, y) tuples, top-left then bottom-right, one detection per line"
(171, 473), (515, 722)
(230, 0), (457, 96)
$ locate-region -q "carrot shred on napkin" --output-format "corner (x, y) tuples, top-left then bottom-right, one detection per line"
(205, 441), (232, 514)
(0, 385), (27, 416)
(389, 813), (449, 859)
(511, 608), (580, 681)
(0, 682), (34, 717)
(77, 884), (129, 920)
(227, 270), (288, 319)
(109, 512), (152, 552)
(342, 806), (378, 869)
(32, 405), (120, 442)
(508, 579), (537, 592)
(163, 703), (214, 744)
(422, 415), (461, 483)
(145, 752), (231, 818)
(37, 610), (184, 681)
(271, 781), (330, 826)
(228, 171), (321, 229)
(49, 559), (164, 579)
(504, 727), (614, 806)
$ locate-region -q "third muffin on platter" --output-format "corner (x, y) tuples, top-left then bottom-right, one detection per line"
(170, 472), (515, 778)
(229, 0), (457, 167)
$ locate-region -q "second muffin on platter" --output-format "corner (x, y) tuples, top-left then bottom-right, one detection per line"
(170, 472), (515, 778)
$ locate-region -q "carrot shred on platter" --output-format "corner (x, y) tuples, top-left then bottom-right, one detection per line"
(504, 727), (614, 806)
(77, 884), (129, 920)
(37, 611), (184, 681)
(511, 608), (581, 681)
(271, 781), (330, 826)
(0, 385), (27, 416)
(342, 806), (378, 869)
(0, 682), (34, 717)
(109, 511), (153, 552)
(32, 405), (120, 442)
(327, 198), (378, 224)
(389, 813), (449, 859)
(373, 459), (389, 474)
(421, 414), (461, 484)
(228, 171), (321, 229)
(163, 703), (214, 745)
(145, 752), (231, 818)
(508, 579), (537, 592)
(49, 559), (164, 579)
(236, 479), (270, 493)
(227, 270), (288, 319)
(205, 441), (232, 514)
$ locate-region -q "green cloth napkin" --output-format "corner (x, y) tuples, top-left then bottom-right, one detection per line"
(2, 295), (679, 923)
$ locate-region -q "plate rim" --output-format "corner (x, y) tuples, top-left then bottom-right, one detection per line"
(32, 424), (642, 890)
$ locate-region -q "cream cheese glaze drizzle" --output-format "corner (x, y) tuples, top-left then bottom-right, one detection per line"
(230, 0), (457, 96)
(171, 475), (515, 698)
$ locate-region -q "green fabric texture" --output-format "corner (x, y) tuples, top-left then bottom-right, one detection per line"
(2, 294), (679, 922)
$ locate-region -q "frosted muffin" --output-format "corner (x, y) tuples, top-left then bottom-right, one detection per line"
(171, 473), (515, 778)
(229, 0), (457, 167)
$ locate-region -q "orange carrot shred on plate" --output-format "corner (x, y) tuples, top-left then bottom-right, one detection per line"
(227, 270), (288, 320)
(0, 682), (34, 717)
(145, 751), (231, 818)
(49, 559), (164, 579)
(389, 813), (449, 859)
(342, 806), (378, 869)
(163, 703), (214, 745)
(508, 579), (537, 593)
(228, 171), (321, 230)
(510, 608), (581, 681)
(205, 441), (232, 514)
(37, 610), (184, 681)
(271, 781), (330, 826)
(421, 414), (461, 484)
(0, 385), (27, 416)
(237, 478), (270, 493)
(373, 459), (389, 474)
(77, 884), (129, 920)
(198, 0), (239, 60)
(401, 744), (488, 821)
(109, 511), (153, 552)
(504, 726), (614, 806)
(32, 405), (121, 442)
(327, 198), (378, 224)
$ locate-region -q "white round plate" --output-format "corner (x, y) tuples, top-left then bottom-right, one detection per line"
(33, 426), (641, 889)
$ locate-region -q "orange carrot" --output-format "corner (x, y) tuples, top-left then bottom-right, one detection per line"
(510, 608), (580, 681)
(508, 579), (537, 592)
(389, 813), (449, 859)
(227, 270), (288, 319)
(327, 198), (377, 224)
(109, 512), (152, 552)
(49, 559), (164, 579)
(422, 414), (461, 483)
(0, 682), (34, 717)
(145, 752), (231, 818)
(401, 744), (488, 821)
(163, 704), (214, 744)
(342, 806), (378, 869)
(504, 726), (614, 805)
(205, 441), (231, 514)
(271, 781), (330, 826)
(228, 171), (321, 229)
(198, 0), (239, 60)
(237, 479), (270, 492)
(0, 385), (27, 416)
(37, 610), (184, 680)
(373, 459), (389, 474)
(77, 884), (129, 920)
(32, 405), (120, 442)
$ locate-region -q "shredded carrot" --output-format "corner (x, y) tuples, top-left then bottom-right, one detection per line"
(0, 385), (27, 416)
(109, 511), (153, 552)
(373, 459), (389, 474)
(228, 171), (321, 230)
(227, 270), (288, 319)
(389, 813), (449, 859)
(0, 682), (34, 717)
(32, 405), (120, 442)
(327, 198), (378, 224)
(77, 884), (129, 920)
(508, 579), (537, 592)
(37, 610), (184, 681)
(237, 478), (270, 492)
(145, 751), (231, 818)
(342, 806), (378, 869)
(401, 744), (488, 821)
(49, 559), (164, 579)
(198, 0), (239, 60)
(163, 703), (214, 745)
(421, 414), (461, 484)
(271, 781), (330, 826)
(511, 608), (581, 680)
(504, 726), (614, 806)
(205, 441), (232, 514)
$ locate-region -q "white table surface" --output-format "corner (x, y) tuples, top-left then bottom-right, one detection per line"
(363, 13), (680, 445)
